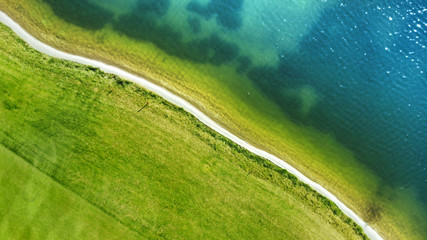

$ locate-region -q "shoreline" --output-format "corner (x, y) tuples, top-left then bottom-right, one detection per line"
(0, 10), (382, 240)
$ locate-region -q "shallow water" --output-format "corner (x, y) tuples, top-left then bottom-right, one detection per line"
(43, 0), (426, 235)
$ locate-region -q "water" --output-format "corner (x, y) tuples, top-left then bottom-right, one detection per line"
(42, 0), (426, 235)
(289, 0), (427, 199)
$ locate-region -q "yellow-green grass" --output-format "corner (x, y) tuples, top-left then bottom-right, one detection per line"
(0, 145), (142, 240)
(0, 1), (426, 239)
(0, 22), (366, 239)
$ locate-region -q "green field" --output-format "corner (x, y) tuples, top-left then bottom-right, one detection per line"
(0, 22), (367, 239)
(1, 1), (427, 239)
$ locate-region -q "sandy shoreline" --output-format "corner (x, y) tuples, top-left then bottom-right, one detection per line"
(0, 10), (382, 240)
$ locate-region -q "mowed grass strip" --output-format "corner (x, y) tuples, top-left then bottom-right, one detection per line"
(0, 144), (143, 240)
(0, 23), (366, 239)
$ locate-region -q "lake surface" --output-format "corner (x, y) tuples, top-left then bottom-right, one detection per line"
(43, 0), (426, 234)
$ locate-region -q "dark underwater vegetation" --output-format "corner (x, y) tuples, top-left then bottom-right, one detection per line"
(44, 0), (113, 30)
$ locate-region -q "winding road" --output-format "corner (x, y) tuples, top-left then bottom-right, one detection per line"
(0, 10), (383, 240)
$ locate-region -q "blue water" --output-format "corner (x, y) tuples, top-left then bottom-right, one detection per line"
(43, 0), (426, 234)
(288, 0), (427, 197)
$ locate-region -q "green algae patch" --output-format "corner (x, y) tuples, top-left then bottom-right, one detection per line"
(282, 85), (320, 117)
(0, 1), (426, 239)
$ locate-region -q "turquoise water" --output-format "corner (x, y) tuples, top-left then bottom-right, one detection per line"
(44, 0), (426, 233)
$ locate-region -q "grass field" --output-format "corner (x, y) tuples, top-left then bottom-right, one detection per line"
(1, 1), (426, 239)
(0, 145), (142, 240)
(0, 22), (367, 239)
(0, 0), (427, 239)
